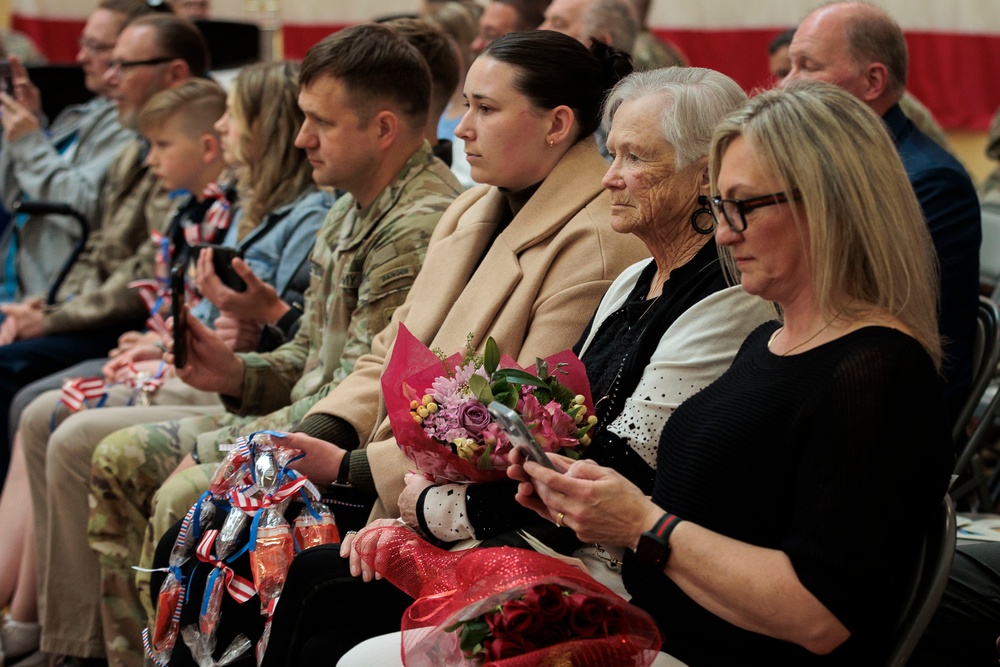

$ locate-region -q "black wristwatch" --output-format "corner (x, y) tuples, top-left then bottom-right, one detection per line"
(635, 513), (683, 570)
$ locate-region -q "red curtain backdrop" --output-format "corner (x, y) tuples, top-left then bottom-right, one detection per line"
(12, 15), (1000, 131)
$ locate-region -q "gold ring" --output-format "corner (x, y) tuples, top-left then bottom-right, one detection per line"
(555, 511), (564, 527)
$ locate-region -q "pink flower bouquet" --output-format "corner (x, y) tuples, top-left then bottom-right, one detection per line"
(382, 325), (596, 483)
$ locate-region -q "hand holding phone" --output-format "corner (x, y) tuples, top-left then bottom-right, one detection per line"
(195, 244), (247, 292)
(487, 401), (556, 470)
(170, 265), (188, 368)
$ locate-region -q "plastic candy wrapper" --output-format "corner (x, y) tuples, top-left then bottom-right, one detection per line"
(354, 525), (662, 667)
(249, 508), (294, 615)
(255, 613), (273, 666)
(208, 438), (255, 496)
(145, 496), (216, 666)
(181, 625), (252, 667)
(293, 502), (339, 550)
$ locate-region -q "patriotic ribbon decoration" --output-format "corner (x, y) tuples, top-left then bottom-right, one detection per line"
(195, 529), (256, 604)
(230, 474), (309, 513)
(128, 278), (170, 337)
(59, 377), (107, 413)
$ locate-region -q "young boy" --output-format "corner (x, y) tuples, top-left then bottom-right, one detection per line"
(139, 77), (233, 271)
(110, 77), (234, 378)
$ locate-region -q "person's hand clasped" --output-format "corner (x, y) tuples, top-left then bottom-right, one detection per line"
(509, 450), (660, 550)
(0, 298), (44, 344)
(196, 248), (289, 324)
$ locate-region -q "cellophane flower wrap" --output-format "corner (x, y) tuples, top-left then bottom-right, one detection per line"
(354, 525), (661, 666)
(382, 324), (596, 483)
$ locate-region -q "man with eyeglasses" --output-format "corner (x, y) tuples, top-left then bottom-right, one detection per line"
(783, 1), (980, 424)
(0, 0), (153, 307)
(0, 15), (206, 665)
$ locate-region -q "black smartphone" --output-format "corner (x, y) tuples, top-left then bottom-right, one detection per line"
(170, 265), (188, 368)
(195, 244), (246, 292)
(0, 59), (12, 96)
(487, 401), (557, 470)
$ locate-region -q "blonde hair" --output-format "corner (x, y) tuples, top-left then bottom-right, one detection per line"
(709, 80), (941, 367)
(138, 77), (225, 139)
(229, 61), (314, 239)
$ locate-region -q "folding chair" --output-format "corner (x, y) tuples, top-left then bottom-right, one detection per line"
(884, 495), (957, 666)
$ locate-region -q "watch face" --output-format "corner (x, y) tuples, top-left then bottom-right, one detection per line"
(636, 532), (669, 569)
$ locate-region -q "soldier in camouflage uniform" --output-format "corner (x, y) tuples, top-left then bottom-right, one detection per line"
(87, 24), (461, 667)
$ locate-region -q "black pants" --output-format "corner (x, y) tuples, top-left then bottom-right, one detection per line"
(261, 545), (413, 667)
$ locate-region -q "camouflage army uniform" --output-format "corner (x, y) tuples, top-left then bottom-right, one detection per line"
(88, 142), (461, 667)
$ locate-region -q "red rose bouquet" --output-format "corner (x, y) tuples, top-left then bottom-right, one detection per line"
(382, 325), (596, 483)
(353, 525), (661, 666)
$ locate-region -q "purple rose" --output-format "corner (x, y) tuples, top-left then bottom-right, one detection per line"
(458, 401), (492, 437)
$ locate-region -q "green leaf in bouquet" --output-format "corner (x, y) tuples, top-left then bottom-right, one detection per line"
(562, 447), (581, 460)
(483, 336), (500, 376)
(453, 618), (491, 656)
(468, 374), (493, 403)
(493, 368), (547, 388)
(535, 357), (549, 379)
(477, 442), (495, 470)
(491, 379), (518, 409)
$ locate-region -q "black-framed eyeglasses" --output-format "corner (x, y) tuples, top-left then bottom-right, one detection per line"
(708, 191), (801, 233)
(107, 56), (175, 72)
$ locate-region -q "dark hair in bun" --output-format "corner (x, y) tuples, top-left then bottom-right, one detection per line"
(482, 30), (633, 140)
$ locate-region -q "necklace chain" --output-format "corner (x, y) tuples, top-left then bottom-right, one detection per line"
(769, 317), (837, 356)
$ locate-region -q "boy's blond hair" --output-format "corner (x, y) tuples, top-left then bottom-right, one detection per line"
(137, 77), (226, 141)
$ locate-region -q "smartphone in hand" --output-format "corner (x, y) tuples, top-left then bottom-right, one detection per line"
(170, 265), (188, 368)
(195, 244), (246, 292)
(487, 401), (557, 470)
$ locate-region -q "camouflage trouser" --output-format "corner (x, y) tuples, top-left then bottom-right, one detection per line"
(88, 392), (322, 667)
(19, 380), (221, 664)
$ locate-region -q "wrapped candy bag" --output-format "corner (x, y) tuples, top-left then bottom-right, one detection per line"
(293, 501), (339, 550)
(181, 626), (253, 667)
(144, 495), (215, 666)
(249, 508), (294, 615)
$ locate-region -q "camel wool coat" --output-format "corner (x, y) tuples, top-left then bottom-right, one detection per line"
(302, 139), (650, 518)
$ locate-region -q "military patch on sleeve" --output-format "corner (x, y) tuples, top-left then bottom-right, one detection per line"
(376, 266), (414, 286)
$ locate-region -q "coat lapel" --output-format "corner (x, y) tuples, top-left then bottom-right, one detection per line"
(433, 141), (609, 349)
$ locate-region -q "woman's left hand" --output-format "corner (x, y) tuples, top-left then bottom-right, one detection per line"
(518, 454), (660, 550)
(339, 518), (404, 582)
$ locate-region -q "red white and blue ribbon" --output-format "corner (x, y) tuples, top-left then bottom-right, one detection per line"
(195, 529), (256, 604)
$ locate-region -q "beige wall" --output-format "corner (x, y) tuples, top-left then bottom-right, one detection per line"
(951, 132), (993, 185)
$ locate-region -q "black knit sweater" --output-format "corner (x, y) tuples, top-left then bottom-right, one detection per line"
(625, 322), (952, 665)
